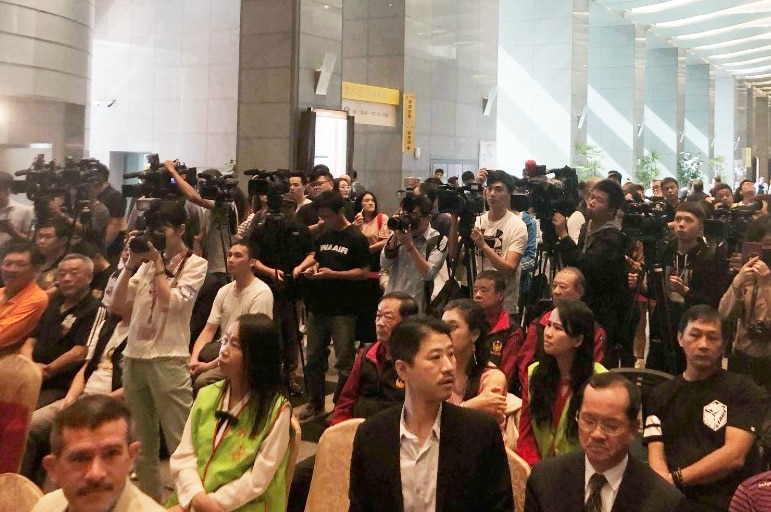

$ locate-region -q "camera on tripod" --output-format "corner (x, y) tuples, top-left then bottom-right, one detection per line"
(622, 201), (670, 241)
(436, 183), (485, 216)
(12, 154), (104, 223)
(245, 169), (291, 215)
(514, 166), (579, 222)
(129, 197), (166, 253)
(122, 154), (197, 199)
(705, 203), (759, 252)
(198, 171), (239, 204)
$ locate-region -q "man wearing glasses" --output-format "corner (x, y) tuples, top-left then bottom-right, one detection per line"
(525, 372), (687, 512)
(297, 165), (335, 236)
(381, 194), (447, 312)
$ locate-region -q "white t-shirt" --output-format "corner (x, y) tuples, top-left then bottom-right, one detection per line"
(474, 210), (527, 314)
(124, 252), (208, 359)
(207, 276), (274, 332)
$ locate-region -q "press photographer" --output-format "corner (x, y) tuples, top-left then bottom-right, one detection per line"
(719, 215), (771, 394)
(382, 192), (447, 312)
(109, 200), (207, 500)
(249, 170), (315, 393)
(162, 159), (242, 342)
(630, 202), (730, 373)
(553, 178), (633, 367)
(449, 170), (527, 315)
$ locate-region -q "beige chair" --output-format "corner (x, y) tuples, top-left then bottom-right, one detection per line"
(285, 415), (302, 498)
(506, 447), (530, 512)
(0, 355), (42, 473)
(304, 418), (365, 512)
(504, 392), (523, 451)
(0, 473), (43, 512)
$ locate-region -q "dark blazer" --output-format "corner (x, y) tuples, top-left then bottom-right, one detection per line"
(349, 402), (513, 512)
(524, 450), (688, 512)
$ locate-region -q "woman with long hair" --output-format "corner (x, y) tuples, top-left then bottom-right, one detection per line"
(168, 314), (292, 511)
(442, 299), (507, 421)
(353, 191), (391, 343)
(516, 299), (606, 466)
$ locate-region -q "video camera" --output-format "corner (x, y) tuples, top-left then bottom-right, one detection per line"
(514, 166), (579, 246)
(705, 203), (759, 252)
(621, 200), (670, 241)
(198, 171), (239, 204)
(244, 169), (290, 215)
(128, 197), (166, 253)
(122, 154), (197, 199)
(436, 183), (485, 217)
(12, 154), (104, 223)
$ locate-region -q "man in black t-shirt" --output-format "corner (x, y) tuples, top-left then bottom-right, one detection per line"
(297, 165), (334, 237)
(21, 253), (106, 408)
(643, 305), (767, 512)
(295, 191), (370, 421)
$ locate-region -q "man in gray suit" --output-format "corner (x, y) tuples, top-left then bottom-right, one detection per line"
(525, 373), (687, 512)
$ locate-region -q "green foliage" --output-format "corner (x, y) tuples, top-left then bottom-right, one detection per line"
(574, 143), (604, 181)
(635, 151), (661, 186)
(677, 151), (703, 185)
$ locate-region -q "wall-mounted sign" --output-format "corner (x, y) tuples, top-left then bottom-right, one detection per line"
(342, 81), (401, 105)
(403, 93), (416, 152)
(342, 99), (396, 127)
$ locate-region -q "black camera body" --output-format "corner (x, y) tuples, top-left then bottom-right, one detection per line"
(199, 174), (239, 204)
(516, 166), (579, 222)
(436, 183), (485, 216)
(12, 155), (105, 223)
(747, 321), (771, 342)
(122, 154), (197, 199)
(246, 169), (291, 215)
(622, 201), (670, 241)
(129, 197), (166, 253)
(388, 193), (421, 232)
(705, 204), (759, 252)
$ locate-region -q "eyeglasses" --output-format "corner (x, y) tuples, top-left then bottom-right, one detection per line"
(576, 414), (628, 436)
(219, 336), (241, 350)
(310, 180), (331, 188)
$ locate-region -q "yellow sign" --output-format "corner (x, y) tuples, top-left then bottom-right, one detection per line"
(743, 147), (753, 168)
(403, 93), (416, 152)
(342, 81), (401, 105)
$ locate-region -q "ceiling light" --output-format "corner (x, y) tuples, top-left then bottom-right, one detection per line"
(655, 1), (771, 29)
(693, 32), (771, 51)
(709, 43), (771, 60)
(629, 0), (701, 15)
(674, 17), (771, 41)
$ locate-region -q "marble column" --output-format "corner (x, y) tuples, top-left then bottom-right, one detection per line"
(644, 44), (682, 177)
(684, 63), (712, 177)
(713, 73), (735, 184)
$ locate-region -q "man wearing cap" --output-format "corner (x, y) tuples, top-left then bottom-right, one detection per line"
(607, 170), (623, 185)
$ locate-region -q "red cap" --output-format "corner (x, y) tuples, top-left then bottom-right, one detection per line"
(524, 159), (537, 168)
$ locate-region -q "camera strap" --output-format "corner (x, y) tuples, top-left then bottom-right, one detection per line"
(746, 280), (760, 327)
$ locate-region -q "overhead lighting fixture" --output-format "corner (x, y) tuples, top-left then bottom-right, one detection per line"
(733, 63), (771, 75)
(674, 17), (771, 41)
(629, 0), (701, 15)
(655, 2), (771, 29)
(722, 55), (771, 67)
(710, 43), (771, 60)
(694, 32), (771, 51)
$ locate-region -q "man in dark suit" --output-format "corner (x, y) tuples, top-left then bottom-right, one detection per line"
(525, 373), (687, 512)
(349, 316), (513, 512)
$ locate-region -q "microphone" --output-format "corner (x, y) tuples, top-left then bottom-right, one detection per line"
(123, 172), (145, 179)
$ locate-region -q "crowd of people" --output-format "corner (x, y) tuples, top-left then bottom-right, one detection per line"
(0, 160), (770, 512)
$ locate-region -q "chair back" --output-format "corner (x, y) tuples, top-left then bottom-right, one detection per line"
(0, 473), (43, 512)
(0, 355), (42, 473)
(304, 418), (365, 512)
(505, 447), (530, 512)
(609, 367), (673, 418)
(285, 415), (302, 498)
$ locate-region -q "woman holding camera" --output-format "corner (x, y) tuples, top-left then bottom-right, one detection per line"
(516, 299), (606, 466)
(719, 215), (771, 393)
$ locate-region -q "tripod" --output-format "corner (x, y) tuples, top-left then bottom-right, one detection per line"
(623, 238), (679, 374)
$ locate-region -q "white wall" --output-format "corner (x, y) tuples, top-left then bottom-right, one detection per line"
(89, 0), (241, 171)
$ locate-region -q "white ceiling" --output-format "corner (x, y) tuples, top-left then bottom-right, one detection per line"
(593, 0), (771, 93)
